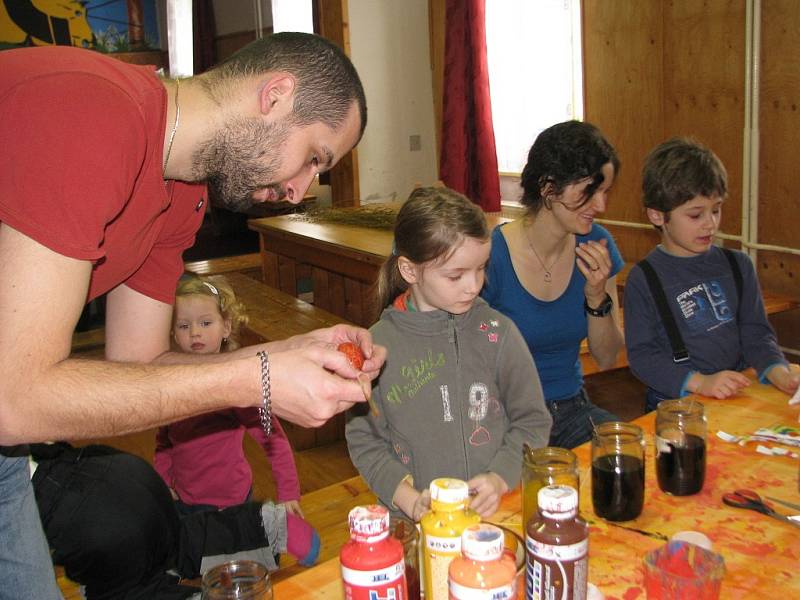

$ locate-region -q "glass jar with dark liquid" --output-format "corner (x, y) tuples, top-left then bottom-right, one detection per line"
(655, 399), (707, 496)
(591, 422), (645, 521)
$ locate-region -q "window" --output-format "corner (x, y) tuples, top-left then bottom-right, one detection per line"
(486, 0), (583, 176)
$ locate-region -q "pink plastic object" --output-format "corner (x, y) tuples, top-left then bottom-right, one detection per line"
(642, 540), (725, 600)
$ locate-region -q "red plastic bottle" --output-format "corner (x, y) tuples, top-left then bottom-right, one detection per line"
(341, 505), (409, 600)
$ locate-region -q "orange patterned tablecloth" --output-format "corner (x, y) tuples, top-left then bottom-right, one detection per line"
(274, 376), (800, 599)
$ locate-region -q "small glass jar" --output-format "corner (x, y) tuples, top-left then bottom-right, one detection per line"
(655, 399), (707, 496)
(591, 422), (645, 521)
(390, 516), (421, 600)
(201, 560), (272, 600)
(522, 446), (580, 530)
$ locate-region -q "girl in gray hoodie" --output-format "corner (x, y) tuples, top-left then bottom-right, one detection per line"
(346, 186), (552, 520)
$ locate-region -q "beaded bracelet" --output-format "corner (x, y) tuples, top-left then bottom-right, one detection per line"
(257, 351), (272, 436)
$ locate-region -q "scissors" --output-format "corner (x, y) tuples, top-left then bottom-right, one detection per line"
(722, 489), (800, 529)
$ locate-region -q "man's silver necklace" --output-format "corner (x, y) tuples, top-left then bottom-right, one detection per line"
(162, 78), (180, 175)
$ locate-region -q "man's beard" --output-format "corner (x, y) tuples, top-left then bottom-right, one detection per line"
(192, 116), (291, 212)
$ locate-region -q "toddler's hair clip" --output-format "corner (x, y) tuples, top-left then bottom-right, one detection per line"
(203, 282), (219, 295)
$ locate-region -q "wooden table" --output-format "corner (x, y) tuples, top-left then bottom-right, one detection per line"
(248, 209), (509, 328)
(273, 375), (800, 599)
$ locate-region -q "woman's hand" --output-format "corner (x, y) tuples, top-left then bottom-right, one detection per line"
(576, 238), (612, 305)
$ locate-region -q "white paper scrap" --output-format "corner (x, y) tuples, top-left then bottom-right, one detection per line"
(790, 386), (800, 406)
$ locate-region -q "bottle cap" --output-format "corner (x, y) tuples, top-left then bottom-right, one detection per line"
(348, 505), (390, 539)
(538, 485), (578, 517)
(461, 524), (504, 561)
(430, 478), (470, 504)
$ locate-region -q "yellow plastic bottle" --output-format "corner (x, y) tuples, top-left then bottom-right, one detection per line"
(421, 478), (481, 600)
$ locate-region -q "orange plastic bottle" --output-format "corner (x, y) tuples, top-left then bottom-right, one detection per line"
(448, 524), (518, 599)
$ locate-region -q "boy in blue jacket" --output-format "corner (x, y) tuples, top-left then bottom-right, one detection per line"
(624, 138), (799, 412)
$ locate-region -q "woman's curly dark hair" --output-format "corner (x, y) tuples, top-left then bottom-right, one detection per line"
(520, 120), (620, 213)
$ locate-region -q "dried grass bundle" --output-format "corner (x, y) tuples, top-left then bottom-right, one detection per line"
(295, 204), (400, 229)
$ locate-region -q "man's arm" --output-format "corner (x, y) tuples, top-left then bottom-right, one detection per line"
(0, 225), (378, 444)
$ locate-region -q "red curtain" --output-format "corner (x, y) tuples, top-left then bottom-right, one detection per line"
(439, 0), (501, 212)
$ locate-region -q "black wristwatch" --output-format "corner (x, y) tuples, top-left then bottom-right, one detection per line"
(584, 293), (613, 317)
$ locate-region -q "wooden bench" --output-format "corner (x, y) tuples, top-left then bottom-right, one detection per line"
(185, 252), (263, 281)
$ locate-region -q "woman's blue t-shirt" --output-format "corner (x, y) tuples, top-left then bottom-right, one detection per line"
(481, 223), (624, 403)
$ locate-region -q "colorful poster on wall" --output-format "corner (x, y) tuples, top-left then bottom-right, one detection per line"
(0, 0), (160, 52)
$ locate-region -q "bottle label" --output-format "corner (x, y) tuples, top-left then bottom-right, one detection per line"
(426, 534), (462, 554)
(425, 534), (463, 600)
(449, 579), (517, 599)
(526, 536), (587, 600)
(342, 559), (406, 600)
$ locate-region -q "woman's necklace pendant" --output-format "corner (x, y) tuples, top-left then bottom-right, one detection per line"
(543, 270), (552, 283)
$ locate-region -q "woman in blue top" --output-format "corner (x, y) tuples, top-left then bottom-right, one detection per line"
(482, 120), (625, 448)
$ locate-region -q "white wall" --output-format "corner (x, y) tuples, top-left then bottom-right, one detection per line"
(203, 1), (437, 205)
(348, 0), (438, 204)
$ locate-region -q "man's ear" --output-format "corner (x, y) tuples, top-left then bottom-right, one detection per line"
(646, 207), (666, 227)
(258, 74), (296, 116)
(397, 257), (419, 285)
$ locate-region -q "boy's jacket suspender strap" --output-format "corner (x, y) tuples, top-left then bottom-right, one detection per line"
(636, 247), (742, 365)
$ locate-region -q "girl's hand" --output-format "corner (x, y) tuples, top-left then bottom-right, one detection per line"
(411, 489), (431, 521)
(467, 472), (508, 518)
(689, 370), (750, 399)
(282, 499), (304, 518)
(576, 238), (611, 304)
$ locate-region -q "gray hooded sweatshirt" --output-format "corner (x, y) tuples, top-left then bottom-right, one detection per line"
(346, 297), (552, 511)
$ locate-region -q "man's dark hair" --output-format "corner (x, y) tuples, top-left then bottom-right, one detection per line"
(642, 137), (727, 213)
(206, 32), (367, 137)
(520, 120), (620, 213)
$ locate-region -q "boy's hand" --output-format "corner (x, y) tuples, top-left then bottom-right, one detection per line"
(767, 364), (800, 396)
(283, 499), (305, 518)
(689, 370), (750, 399)
(467, 472), (508, 518)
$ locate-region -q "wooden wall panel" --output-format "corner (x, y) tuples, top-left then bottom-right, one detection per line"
(582, 1), (663, 263)
(663, 0), (746, 237)
(317, 0), (360, 206)
(429, 0), (446, 167)
(759, 1), (800, 271)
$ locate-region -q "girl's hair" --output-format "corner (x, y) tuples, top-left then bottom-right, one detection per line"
(520, 120), (620, 214)
(373, 186), (489, 319)
(174, 274), (249, 352)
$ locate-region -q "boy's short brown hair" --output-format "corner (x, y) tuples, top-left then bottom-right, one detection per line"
(642, 138), (727, 213)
